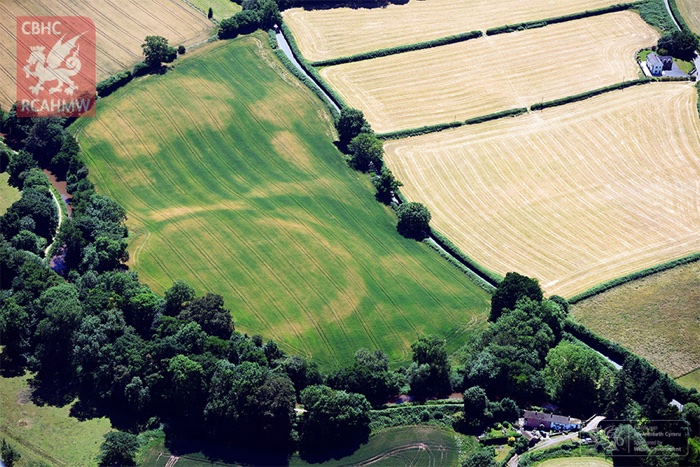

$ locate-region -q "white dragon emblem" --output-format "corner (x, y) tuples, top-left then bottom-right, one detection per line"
(23, 33), (83, 96)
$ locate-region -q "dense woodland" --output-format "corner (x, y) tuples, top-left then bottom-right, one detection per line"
(1, 1), (700, 464)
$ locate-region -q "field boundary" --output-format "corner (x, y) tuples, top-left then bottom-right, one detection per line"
(666, 0), (689, 30)
(310, 31), (483, 67)
(484, 2), (637, 35)
(567, 252), (700, 304)
(530, 79), (652, 110)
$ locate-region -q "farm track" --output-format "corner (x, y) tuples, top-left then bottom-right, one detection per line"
(283, 0), (623, 62)
(320, 12), (658, 133)
(76, 36), (489, 368)
(384, 83), (700, 298)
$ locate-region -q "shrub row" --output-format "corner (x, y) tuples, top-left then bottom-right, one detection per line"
(636, 0), (678, 31)
(531, 79), (650, 111)
(667, 0), (691, 31)
(369, 404), (462, 431)
(96, 70), (133, 98)
(280, 23), (348, 110)
(567, 251), (700, 303)
(517, 444), (601, 467)
(485, 3), (636, 35)
(272, 48), (340, 118)
(429, 229), (503, 286)
(377, 108), (527, 140)
(424, 240), (497, 294)
(311, 31), (483, 67)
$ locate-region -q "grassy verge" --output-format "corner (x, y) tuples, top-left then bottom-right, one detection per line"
(677, 368), (700, 389)
(0, 172), (20, 215)
(73, 33), (490, 369)
(0, 373), (111, 466)
(636, 0), (679, 31)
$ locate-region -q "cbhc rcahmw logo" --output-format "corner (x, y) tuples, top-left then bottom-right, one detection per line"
(16, 16), (96, 118)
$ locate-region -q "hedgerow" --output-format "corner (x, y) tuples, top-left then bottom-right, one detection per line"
(280, 23), (348, 110)
(667, 0), (691, 31)
(429, 229), (502, 285)
(485, 3), (636, 35)
(567, 252), (700, 303)
(423, 240), (497, 294)
(517, 444), (603, 467)
(96, 71), (133, 98)
(377, 108), (527, 140)
(530, 79), (650, 111)
(310, 31), (482, 67)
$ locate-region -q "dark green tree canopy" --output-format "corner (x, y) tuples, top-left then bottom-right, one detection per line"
(657, 30), (699, 60)
(141, 36), (177, 68)
(490, 271), (543, 321)
(396, 202), (431, 240)
(335, 108), (370, 147)
(347, 132), (384, 172)
(178, 293), (234, 340)
(98, 431), (138, 466)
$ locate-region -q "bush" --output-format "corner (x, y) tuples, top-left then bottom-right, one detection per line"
(396, 202), (431, 240)
(178, 45), (186, 55)
(98, 431), (139, 466)
(347, 132), (383, 171)
(96, 71), (132, 98)
(336, 108), (370, 147)
(132, 61), (150, 77)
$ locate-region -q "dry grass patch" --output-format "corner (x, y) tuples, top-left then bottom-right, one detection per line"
(677, 0), (700, 35)
(571, 260), (700, 378)
(283, 0), (623, 62)
(0, 173), (21, 215)
(320, 12), (657, 133)
(384, 83), (700, 298)
(0, 0), (213, 108)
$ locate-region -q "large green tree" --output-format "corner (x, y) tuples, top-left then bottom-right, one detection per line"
(141, 36), (177, 68)
(335, 108), (370, 147)
(396, 202), (431, 240)
(658, 30), (699, 60)
(98, 431), (138, 466)
(489, 272), (542, 321)
(347, 132), (383, 172)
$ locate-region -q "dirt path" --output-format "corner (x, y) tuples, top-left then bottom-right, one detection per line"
(44, 187), (63, 258)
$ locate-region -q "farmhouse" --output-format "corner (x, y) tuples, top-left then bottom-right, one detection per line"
(647, 52), (663, 75)
(524, 411), (582, 432)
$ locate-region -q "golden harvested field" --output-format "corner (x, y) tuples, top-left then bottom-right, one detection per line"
(283, 0), (623, 62)
(677, 0), (700, 35)
(384, 83), (700, 298)
(0, 0), (214, 108)
(571, 261), (700, 378)
(320, 12), (657, 133)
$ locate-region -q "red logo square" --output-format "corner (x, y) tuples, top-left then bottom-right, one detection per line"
(16, 16), (96, 118)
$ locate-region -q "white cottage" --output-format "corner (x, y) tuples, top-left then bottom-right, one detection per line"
(647, 52), (663, 76)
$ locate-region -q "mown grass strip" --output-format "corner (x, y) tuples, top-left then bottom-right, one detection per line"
(567, 252), (700, 304)
(377, 108), (528, 140)
(310, 31), (483, 67)
(280, 22), (349, 110)
(485, 3), (637, 35)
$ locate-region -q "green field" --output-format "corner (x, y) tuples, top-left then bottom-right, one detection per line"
(0, 374), (111, 466)
(678, 368), (700, 390)
(140, 426), (460, 466)
(571, 260), (700, 378)
(0, 172), (20, 215)
(74, 33), (490, 368)
(185, 0), (241, 21)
